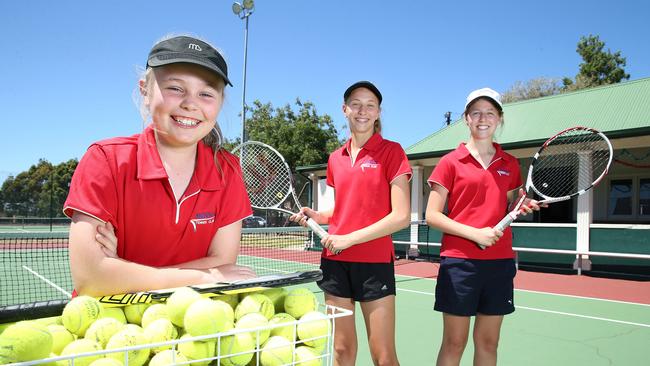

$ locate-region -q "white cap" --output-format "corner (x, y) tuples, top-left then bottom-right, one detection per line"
(465, 87), (502, 110)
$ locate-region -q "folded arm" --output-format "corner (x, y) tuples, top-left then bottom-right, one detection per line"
(69, 212), (254, 297)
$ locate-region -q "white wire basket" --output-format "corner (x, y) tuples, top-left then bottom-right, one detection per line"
(6, 303), (352, 366)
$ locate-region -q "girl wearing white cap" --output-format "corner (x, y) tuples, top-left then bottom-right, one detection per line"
(64, 35), (255, 296)
(425, 88), (541, 365)
(291, 81), (411, 366)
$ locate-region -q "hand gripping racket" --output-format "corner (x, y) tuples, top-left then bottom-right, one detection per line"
(0, 270), (322, 323)
(482, 126), (613, 249)
(232, 141), (329, 239)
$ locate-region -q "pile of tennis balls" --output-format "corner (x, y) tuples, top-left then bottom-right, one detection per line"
(0, 286), (330, 366)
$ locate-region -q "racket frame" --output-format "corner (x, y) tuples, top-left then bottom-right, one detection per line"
(489, 126), (613, 241)
(233, 141), (329, 239)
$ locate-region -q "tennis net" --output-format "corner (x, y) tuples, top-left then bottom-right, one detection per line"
(0, 227), (321, 312)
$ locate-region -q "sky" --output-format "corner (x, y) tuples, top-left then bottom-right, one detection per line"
(1, 0), (649, 182)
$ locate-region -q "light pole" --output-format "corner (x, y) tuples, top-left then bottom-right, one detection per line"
(232, 0), (255, 143)
(48, 171), (54, 232)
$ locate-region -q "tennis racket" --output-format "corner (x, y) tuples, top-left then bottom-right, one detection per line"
(232, 141), (329, 240)
(0, 270), (322, 323)
(482, 126), (612, 249)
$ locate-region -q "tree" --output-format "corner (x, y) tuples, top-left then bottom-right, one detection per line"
(0, 159), (77, 217)
(563, 34), (630, 90)
(501, 77), (563, 103)
(244, 98), (343, 171)
(501, 35), (630, 103)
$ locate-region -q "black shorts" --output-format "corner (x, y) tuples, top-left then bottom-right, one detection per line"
(317, 257), (396, 302)
(434, 257), (516, 316)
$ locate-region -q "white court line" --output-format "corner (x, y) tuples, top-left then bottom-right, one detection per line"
(516, 305), (650, 328)
(516, 288), (650, 307)
(395, 273), (650, 307)
(22, 265), (72, 298)
(395, 282), (650, 328)
(250, 265), (293, 274)
(238, 254), (319, 276)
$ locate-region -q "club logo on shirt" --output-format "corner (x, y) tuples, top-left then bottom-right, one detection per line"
(190, 212), (215, 231)
(497, 169), (510, 176)
(360, 159), (379, 172)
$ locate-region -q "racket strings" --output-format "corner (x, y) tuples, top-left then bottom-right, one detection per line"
(532, 129), (611, 198)
(237, 144), (293, 208)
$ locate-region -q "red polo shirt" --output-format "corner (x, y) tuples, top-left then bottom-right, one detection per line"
(326, 133), (412, 263)
(427, 143), (522, 259)
(64, 126), (252, 267)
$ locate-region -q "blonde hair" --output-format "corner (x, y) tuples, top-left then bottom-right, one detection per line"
(135, 34), (233, 176)
(374, 118), (382, 134)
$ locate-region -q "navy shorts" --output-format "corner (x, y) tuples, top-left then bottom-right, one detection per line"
(317, 257), (396, 302)
(434, 257), (516, 316)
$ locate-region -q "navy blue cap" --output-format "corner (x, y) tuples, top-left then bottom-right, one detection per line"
(344, 81), (382, 105)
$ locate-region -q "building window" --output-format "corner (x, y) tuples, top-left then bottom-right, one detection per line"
(608, 179), (633, 216)
(640, 178), (650, 217)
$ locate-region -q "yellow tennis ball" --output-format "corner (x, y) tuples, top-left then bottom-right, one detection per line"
(105, 328), (150, 366)
(85, 317), (124, 348)
(235, 312), (270, 345)
(235, 293), (275, 320)
(284, 288), (317, 319)
(58, 339), (103, 366)
(268, 312), (297, 341)
(261, 288), (288, 313)
(260, 336), (294, 366)
(294, 345), (322, 366)
(36, 316), (62, 326)
(88, 358), (124, 366)
(177, 333), (215, 366)
(309, 340), (327, 356)
(123, 303), (149, 325)
(297, 311), (330, 349)
(0, 322), (13, 334)
(219, 331), (255, 366)
(40, 352), (59, 366)
(214, 293), (239, 309)
(62, 296), (104, 337)
(122, 323), (144, 333)
(47, 324), (75, 355)
(184, 299), (233, 336)
(100, 307), (127, 324)
(143, 318), (178, 353)
(166, 287), (203, 328)
(149, 349), (189, 366)
(0, 321), (53, 362)
(141, 304), (169, 329)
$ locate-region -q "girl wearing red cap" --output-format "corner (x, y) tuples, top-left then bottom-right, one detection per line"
(426, 88), (541, 366)
(64, 35), (255, 296)
(292, 81), (411, 366)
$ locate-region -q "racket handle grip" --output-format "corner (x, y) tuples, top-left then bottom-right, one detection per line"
(476, 214), (516, 250)
(495, 214), (516, 232)
(305, 218), (328, 239)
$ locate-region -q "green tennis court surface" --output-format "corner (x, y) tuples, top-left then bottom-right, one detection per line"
(0, 217), (71, 234)
(2, 230), (649, 365)
(337, 274), (650, 365)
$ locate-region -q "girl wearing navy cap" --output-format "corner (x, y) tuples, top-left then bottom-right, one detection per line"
(425, 88), (542, 366)
(64, 35), (255, 296)
(291, 81), (411, 365)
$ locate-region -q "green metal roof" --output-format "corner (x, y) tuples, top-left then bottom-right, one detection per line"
(406, 77), (650, 158)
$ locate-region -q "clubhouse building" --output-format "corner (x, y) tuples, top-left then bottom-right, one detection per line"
(299, 78), (650, 272)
